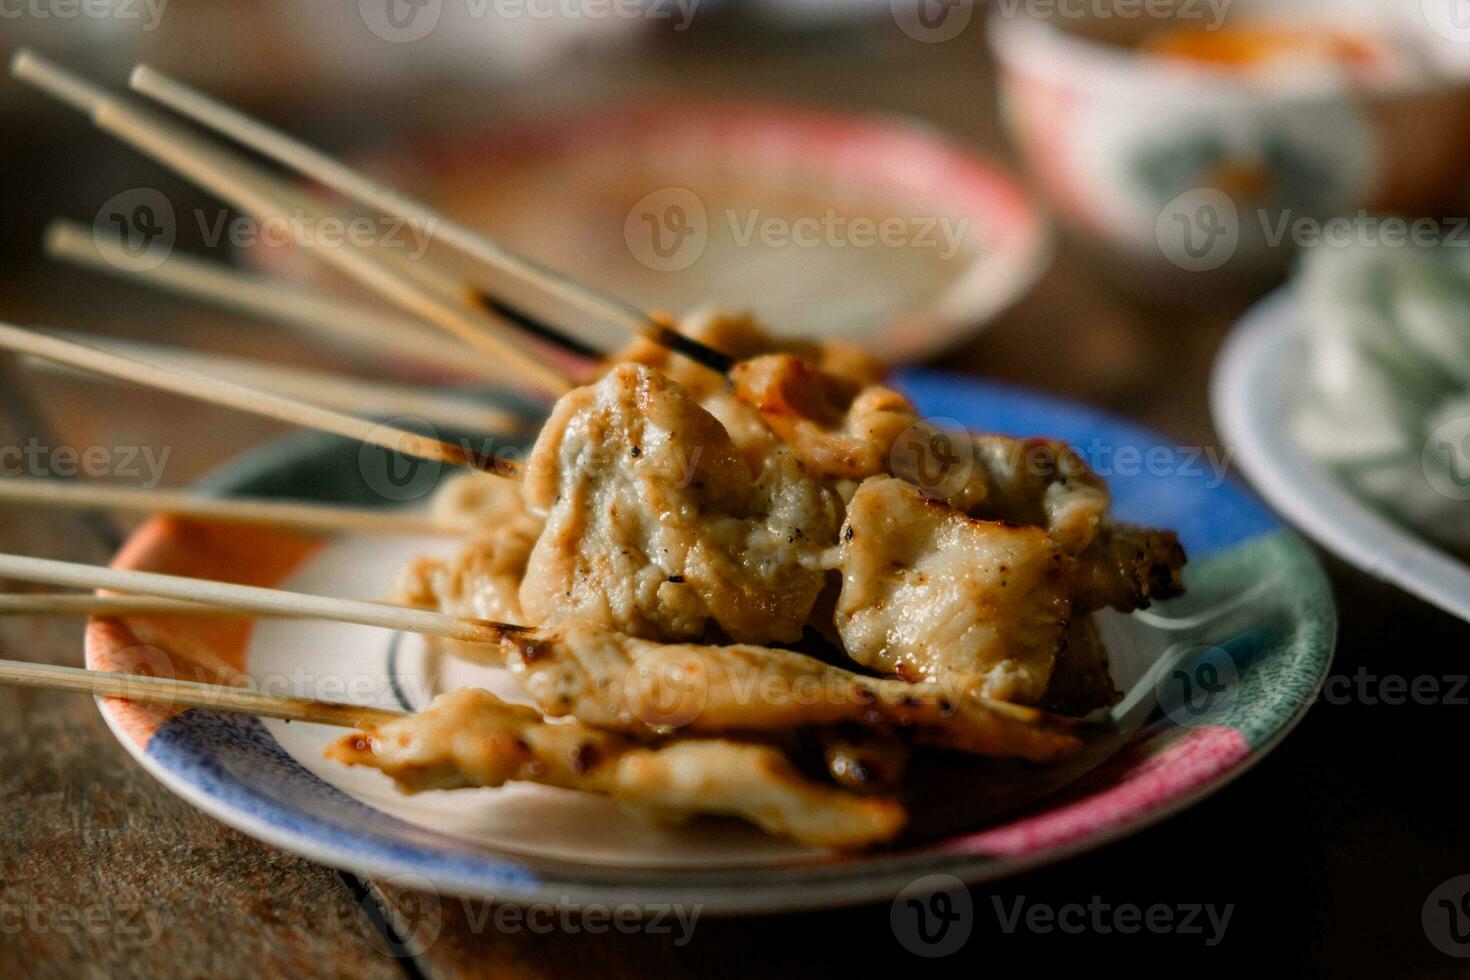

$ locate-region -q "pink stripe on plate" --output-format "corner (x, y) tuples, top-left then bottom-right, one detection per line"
(946, 725), (1251, 858)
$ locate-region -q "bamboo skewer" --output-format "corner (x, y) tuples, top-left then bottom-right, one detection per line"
(0, 478), (466, 536)
(33, 327), (532, 436)
(0, 553), (523, 644)
(0, 322), (519, 476)
(127, 63), (735, 375)
(0, 658), (405, 728)
(44, 219), (511, 383)
(0, 594), (260, 617)
(9, 51), (575, 396)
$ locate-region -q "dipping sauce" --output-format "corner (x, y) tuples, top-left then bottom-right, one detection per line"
(1139, 25), (1400, 83)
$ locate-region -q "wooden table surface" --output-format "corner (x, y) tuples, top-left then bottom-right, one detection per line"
(2, 20), (1469, 978)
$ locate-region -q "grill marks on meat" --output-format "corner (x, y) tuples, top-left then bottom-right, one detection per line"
(835, 477), (1073, 706)
(327, 687), (906, 849)
(1070, 522), (1187, 613)
(944, 436), (1112, 556)
(519, 364), (838, 645)
(730, 354), (916, 481)
(615, 310), (889, 475)
(497, 622), (1082, 763)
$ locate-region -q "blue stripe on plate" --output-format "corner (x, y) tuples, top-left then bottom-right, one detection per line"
(147, 710), (541, 889)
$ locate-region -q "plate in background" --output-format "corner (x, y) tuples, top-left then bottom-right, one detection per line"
(1213, 288), (1470, 623)
(368, 103), (1052, 363)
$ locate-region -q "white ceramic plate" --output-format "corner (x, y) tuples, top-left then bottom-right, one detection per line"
(1212, 288), (1470, 622)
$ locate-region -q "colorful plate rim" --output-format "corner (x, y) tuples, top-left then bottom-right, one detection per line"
(1212, 287), (1470, 624)
(85, 370), (1336, 913)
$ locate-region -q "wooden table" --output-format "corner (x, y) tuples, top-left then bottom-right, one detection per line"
(2, 21), (1468, 978)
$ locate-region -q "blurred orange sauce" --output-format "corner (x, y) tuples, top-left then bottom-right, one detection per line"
(1140, 25), (1383, 74)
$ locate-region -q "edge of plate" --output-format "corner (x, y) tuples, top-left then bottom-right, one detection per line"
(1211, 287), (1470, 623)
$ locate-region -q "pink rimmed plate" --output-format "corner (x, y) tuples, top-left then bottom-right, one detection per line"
(85, 372), (1334, 913)
(336, 103), (1052, 363)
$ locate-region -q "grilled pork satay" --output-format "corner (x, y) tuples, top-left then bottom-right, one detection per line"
(494, 622), (1082, 762)
(326, 688), (906, 850)
(729, 354), (916, 482)
(518, 363), (839, 645)
(725, 352), (1185, 611)
(616, 310), (889, 475)
(820, 727), (912, 795)
(396, 473), (543, 631)
(1069, 523), (1187, 614)
(944, 435), (1112, 555)
(1043, 615), (1120, 716)
(835, 477), (1073, 706)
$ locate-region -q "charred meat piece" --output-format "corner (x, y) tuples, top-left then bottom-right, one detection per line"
(327, 687), (906, 850)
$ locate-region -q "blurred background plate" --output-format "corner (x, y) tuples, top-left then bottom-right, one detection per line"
(332, 103), (1053, 362)
(1212, 288), (1470, 623)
